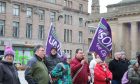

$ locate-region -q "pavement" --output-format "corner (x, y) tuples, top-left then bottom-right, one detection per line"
(18, 71), (28, 84)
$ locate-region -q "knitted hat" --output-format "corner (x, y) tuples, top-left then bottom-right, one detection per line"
(61, 52), (67, 62)
(4, 46), (14, 57)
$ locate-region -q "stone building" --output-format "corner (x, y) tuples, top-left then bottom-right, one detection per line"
(0, 0), (89, 64)
(89, 0), (140, 59)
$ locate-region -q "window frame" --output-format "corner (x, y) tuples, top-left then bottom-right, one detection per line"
(0, 20), (5, 36)
(13, 21), (19, 38)
(13, 4), (20, 16)
(0, 2), (6, 14)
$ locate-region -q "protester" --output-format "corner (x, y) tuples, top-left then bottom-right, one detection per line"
(70, 49), (90, 84)
(25, 45), (49, 84)
(121, 51), (130, 70)
(89, 53), (97, 83)
(94, 58), (112, 84)
(51, 53), (72, 84)
(46, 47), (61, 73)
(121, 60), (136, 84)
(109, 52), (126, 84)
(126, 53), (140, 84)
(128, 62), (140, 84)
(0, 46), (20, 84)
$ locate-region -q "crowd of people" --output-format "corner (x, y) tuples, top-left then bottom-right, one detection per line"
(0, 45), (140, 84)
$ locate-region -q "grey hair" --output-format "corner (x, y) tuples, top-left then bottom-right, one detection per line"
(34, 45), (44, 53)
(114, 52), (121, 57)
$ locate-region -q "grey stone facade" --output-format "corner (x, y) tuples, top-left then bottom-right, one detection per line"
(0, 0), (89, 63)
(89, 0), (140, 59)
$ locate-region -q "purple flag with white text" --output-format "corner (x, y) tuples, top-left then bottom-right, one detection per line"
(46, 23), (62, 57)
(88, 18), (112, 61)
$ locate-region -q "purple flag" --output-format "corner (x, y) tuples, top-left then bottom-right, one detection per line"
(46, 23), (62, 57)
(88, 18), (112, 61)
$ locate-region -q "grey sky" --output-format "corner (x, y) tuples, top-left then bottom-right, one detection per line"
(88, 0), (122, 13)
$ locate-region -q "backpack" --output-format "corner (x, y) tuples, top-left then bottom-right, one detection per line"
(121, 71), (130, 84)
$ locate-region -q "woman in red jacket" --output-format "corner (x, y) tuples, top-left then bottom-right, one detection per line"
(94, 58), (112, 84)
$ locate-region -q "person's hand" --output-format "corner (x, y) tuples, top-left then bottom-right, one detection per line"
(105, 78), (111, 82)
(81, 60), (85, 65)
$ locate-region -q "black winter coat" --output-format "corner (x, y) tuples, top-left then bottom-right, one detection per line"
(109, 59), (128, 81)
(0, 61), (20, 84)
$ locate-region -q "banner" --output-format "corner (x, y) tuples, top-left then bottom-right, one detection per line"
(88, 17), (112, 61)
(46, 23), (62, 57)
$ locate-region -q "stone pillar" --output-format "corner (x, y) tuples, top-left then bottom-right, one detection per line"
(118, 23), (125, 51)
(131, 21), (138, 58)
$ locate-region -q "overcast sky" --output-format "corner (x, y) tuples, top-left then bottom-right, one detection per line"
(88, 0), (122, 13)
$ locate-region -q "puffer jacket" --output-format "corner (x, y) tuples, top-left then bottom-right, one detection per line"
(25, 55), (49, 84)
(0, 61), (20, 84)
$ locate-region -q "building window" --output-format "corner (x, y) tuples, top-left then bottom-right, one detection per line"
(50, 12), (56, 22)
(64, 29), (66, 42)
(79, 31), (83, 43)
(0, 20), (5, 36)
(88, 27), (96, 34)
(48, 0), (56, 4)
(64, 49), (72, 58)
(26, 23), (32, 38)
(64, 14), (72, 25)
(64, 0), (67, 7)
(13, 21), (19, 37)
(79, 18), (83, 27)
(38, 25), (44, 40)
(0, 2), (6, 13)
(64, 0), (72, 8)
(68, 1), (72, 8)
(26, 7), (32, 18)
(64, 29), (72, 42)
(39, 9), (45, 21)
(13, 5), (20, 16)
(79, 4), (83, 12)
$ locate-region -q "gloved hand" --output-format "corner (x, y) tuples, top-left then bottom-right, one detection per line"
(105, 78), (111, 83)
(62, 69), (67, 75)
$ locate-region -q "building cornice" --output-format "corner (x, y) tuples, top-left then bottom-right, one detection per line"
(63, 7), (89, 15)
(107, 1), (140, 8)
(11, 0), (62, 13)
(91, 10), (140, 22)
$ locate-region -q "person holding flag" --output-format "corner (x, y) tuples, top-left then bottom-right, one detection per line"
(88, 17), (113, 84)
(45, 23), (62, 83)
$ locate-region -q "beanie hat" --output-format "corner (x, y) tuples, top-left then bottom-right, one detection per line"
(60, 52), (67, 62)
(4, 46), (15, 57)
